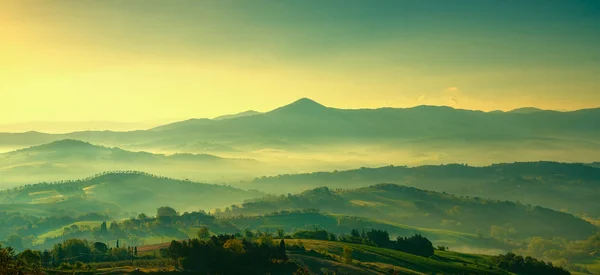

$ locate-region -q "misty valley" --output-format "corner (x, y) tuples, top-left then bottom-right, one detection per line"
(3, 0), (600, 273)
(1, 99), (599, 275)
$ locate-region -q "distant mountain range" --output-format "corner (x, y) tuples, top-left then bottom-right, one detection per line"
(0, 98), (599, 168)
(2, 98), (599, 146)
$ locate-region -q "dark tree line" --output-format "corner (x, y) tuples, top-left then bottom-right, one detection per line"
(167, 234), (291, 274)
(339, 229), (434, 257)
(290, 228), (435, 258)
(493, 253), (570, 275)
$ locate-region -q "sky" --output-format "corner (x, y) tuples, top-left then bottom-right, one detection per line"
(1, 0), (600, 130)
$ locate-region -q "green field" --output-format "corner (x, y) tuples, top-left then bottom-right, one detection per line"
(285, 239), (511, 275)
(35, 221), (104, 245)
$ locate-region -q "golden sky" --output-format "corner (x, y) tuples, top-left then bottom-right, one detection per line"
(1, 0), (599, 129)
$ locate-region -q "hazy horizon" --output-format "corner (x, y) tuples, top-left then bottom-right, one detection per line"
(2, 0), (600, 127)
(0, 98), (593, 133)
(1, 2), (599, 273)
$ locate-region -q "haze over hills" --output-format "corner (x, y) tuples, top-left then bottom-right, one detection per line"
(213, 110), (262, 120)
(1, 98), (599, 168)
(246, 161), (600, 217)
(0, 139), (268, 188)
(225, 183), (595, 241)
(0, 171), (263, 216)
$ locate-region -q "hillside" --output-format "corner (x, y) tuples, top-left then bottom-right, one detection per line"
(226, 184), (596, 241)
(247, 161), (600, 217)
(288, 239), (511, 275)
(223, 211), (507, 253)
(0, 171), (263, 216)
(0, 139), (267, 188)
(133, 238), (512, 275)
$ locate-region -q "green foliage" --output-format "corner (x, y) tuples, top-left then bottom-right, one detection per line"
(249, 161), (600, 217)
(170, 234), (291, 274)
(231, 183), (595, 241)
(0, 171), (262, 217)
(493, 252), (571, 275)
(293, 229), (330, 241)
(343, 246), (353, 264)
(197, 226), (211, 239)
(394, 234), (435, 258)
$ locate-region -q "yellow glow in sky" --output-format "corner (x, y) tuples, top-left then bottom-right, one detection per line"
(1, 0), (599, 130)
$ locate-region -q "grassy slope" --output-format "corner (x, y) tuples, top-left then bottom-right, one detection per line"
(231, 184), (595, 241)
(292, 239), (511, 275)
(35, 221), (104, 245)
(225, 212), (506, 252)
(0, 172), (262, 216)
(132, 238), (512, 274)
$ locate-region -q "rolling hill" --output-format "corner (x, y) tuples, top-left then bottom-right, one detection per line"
(226, 183), (596, 241)
(0, 139), (267, 188)
(0, 171), (263, 216)
(246, 161), (600, 217)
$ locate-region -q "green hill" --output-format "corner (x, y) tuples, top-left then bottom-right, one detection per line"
(0, 172), (263, 216)
(226, 184), (595, 241)
(289, 239), (511, 275)
(247, 161), (600, 217)
(0, 139), (265, 188)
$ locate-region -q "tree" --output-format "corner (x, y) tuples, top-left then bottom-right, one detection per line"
(41, 250), (51, 267)
(197, 226), (211, 239)
(244, 228), (254, 239)
(93, 242), (108, 254)
(393, 234), (434, 258)
(157, 206), (178, 217)
(168, 240), (183, 264)
(343, 246), (353, 264)
(277, 239), (288, 262)
(328, 233), (337, 241)
(100, 222), (108, 235)
(17, 249), (41, 269)
(0, 246), (19, 275)
(6, 235), (23, 251)
(366, 229), (390, 247)
(277, 228), (285, 239)
(223, 239), (245, 253)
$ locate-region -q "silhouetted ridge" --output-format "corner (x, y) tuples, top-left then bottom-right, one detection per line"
(509, 107), (546, 114)
(18, 139), (102, 152)
(213, 110), (261, 120)
(269, 98), (329, 114)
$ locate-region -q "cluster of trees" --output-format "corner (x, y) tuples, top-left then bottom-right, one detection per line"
(32, 238), (139, 270)
(340, 229), (434, 257)
(1, 245), (43, 274)
(493, 253), (570, 275)
(0, 212), (109, 251)
(167, 235), (291, 274)
(290, 228), (435, 258)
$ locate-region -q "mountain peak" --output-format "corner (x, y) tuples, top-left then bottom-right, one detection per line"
(509, 107), (546, 114)
(291, 98), (323, 106)
(270, 98), (328, 114)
